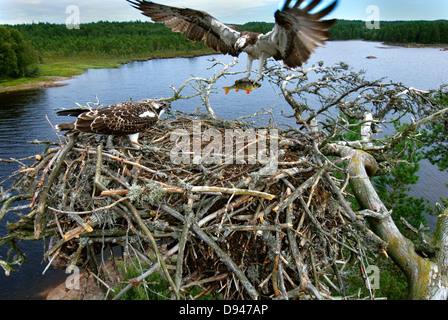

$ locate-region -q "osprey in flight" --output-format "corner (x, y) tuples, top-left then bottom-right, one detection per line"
(55, 101), (170, 146)
(128, 0), (338, 82)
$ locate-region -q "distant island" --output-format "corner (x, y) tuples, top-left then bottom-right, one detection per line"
(1, 19), (447, 92)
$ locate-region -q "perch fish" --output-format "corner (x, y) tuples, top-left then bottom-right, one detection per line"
(222, 79), (261, 95)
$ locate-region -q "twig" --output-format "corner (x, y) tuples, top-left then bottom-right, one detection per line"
(0, 194), (32, 223)
(48, 196), (129, 216)
(93, 144), (180, 299)
(102, 186), (275, 200)
(173, 197), (195, 297)
(159, 204), (260, 299)
(34, 133), (77, 239)
(285, 188), (322, 300)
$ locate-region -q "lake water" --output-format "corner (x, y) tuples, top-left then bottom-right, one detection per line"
(0, 40), (447, 299)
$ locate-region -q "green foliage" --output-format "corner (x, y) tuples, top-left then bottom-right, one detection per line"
(343, 258), (408, 300)
(376, 262), (408, 300)
(113, 260), (217, 300)
(234, 19), (448, 45)
(421, 122), (448, 171)
(114, 264), (171, 300)
(239, 22), (274, 34)
(420, 93), (448, 171)
(330, 20), (448, 44)
(374, 122), (428, 231)
(335, 115), (429, 231)
(0, 26), (40, 78)
(420, 93), (448, 207)
(9, 21), (211, 59)
(8, 20), (282, 60)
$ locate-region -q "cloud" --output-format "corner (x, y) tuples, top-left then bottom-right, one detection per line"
(0, 0), (282, 25)
(155, 0), (280, 23)
(0, 0), (141, 24)
(167, 0), (276, 13)
(2, 0), (448, 25)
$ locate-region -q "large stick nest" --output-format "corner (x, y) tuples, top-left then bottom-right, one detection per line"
(2, 111), (386, 300)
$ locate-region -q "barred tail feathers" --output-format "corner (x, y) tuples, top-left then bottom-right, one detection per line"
(56, 109), (88, 117)
(55, 122), (75, 131)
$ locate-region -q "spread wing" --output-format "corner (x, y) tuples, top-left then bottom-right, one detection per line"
(270, 0), (338, 68)
(127, 0), (241, 56)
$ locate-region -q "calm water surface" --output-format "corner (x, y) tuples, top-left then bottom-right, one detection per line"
(1, 41), (447, 299)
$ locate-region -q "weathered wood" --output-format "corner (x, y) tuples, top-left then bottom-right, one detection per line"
(333, 143), (448, 299)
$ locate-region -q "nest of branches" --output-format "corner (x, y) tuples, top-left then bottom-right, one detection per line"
(0, 109), (387, 300)
(3, 59), (448, 300)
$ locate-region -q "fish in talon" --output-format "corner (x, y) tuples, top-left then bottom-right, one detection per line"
(223, 80), (261, 95)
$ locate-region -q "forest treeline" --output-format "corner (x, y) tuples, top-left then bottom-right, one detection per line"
(330, 19), (448, 44)
(9, 19), (448, 58)
(0, 25), (40, 78)
(243, 19), (448, 44)
(1, 19), (447, 79)
(10, 21), (211, 58)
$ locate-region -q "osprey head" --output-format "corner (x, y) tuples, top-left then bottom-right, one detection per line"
(235, 36), (248, 54)
(153, 100), (171, 110)
(151, 100), (171, 118)
(234, 32), (258, 54)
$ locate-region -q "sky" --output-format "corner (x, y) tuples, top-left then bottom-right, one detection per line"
(1, 0), (447, 25)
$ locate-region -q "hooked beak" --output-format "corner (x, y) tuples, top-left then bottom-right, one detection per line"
(160, 100), (172, 112)
(234, 45), (242, 55)
(234, 37), (247, 54)
(153, 99), (172, 115)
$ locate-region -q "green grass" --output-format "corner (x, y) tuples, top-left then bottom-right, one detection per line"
(38, 49), (214, 78)
(0, 76), (49, 87)
(41, 56), (141, 77)
(112, 258), (219, 300)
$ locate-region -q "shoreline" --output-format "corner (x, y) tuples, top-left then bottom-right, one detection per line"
(1, 41), (446, 95)
(0, 51), (215, 95)
(381, 41), (448, 49)
(0, 76), (71, 94)
(41, 261), (120, 300)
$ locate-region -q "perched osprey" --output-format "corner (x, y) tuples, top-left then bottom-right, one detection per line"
(128, 0), (338, 82)
(55, 101), (170, 146)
